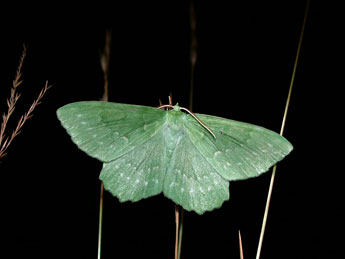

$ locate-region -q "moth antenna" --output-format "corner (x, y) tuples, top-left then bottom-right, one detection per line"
(157, 104), (216, 139)
(180, 107), (216, 139)
(157, 104), (174, 110)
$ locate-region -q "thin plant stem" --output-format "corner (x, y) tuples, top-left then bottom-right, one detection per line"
(0, 45), (51, 159)
(177, 208), (184, 259)
(98, 29), (111, 259)
(101, 30), (111, 102)
(98, 182), (104, 259)
(175, 205), (180, 259)
(239, 230), (244, 259)
(255, 1), (310, 259)
(188, 0), (197, 111)
(0, 46), (26, 157)
(176, 2), (197, 258)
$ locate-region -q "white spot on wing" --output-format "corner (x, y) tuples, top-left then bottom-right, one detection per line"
(214, 151), (222, 157)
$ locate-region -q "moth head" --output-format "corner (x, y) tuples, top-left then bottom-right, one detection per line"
(173, 103), (181, 111)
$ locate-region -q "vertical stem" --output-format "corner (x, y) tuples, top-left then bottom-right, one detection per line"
(239, 230), (244, 259)
(175, 205), (180, 259)
(101, 29), (111, 103)
(98, 29), (112, 259)
(176, 2), (197, 259)
(255, 165), (277, 259)
(177, 208), (184, 259)
(189, 0), (197, 111)
(98, 182), (104, 259)
(255, 1), (309, 259)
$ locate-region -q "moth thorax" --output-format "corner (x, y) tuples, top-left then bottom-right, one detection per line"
(164, 125), (183, 154)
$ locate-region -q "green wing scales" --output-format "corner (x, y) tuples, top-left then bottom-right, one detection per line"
(100, 129), (167, 202)
(185, 113), (293, 181)
(57, 101), (293, 214)
(163, 128), (229, 214)
(57, 101), (166, 162)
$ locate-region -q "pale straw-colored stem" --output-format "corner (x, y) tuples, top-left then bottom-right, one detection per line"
(175, 205), (180, 259)
(255, 1), (310, 258)
(98, 29), (111, 259)
(239, 230), (244, 259)
(98, 182), (104, 259)
(177, 2), (197, 258)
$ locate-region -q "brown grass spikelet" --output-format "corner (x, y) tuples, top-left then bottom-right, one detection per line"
(0, 46), (51, 159)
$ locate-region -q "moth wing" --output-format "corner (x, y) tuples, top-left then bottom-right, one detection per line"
(100, 130), (167, 202)
(57, 101), (166, 162)
(185, 113), (293, 181)
(163, 129), (229, 215)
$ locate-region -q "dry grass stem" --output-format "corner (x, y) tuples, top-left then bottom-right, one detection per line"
(0, 46), (27, 144)
(239, 230), (244, 259)
(98, 29), (112, 259)
(100, 29), (112, 102)
(0, 46), (51, 159)
(175, 205), (180, 259)
(255, 1), (310, 258)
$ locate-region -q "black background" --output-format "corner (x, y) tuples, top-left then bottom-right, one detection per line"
(0, 1), (341, 259)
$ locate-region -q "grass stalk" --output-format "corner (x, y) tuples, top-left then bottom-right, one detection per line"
(177, 208), (184, 259)
(176, 2), (197, 259)
(175, 205), (180, 259)
(98, 29), (111, 259)
(239, 230), (244, 259)
(255, 1), (310, 258)
(98, 182), (104, 259)
(0, 46), (51, 159)
(188, 0), (197, 112)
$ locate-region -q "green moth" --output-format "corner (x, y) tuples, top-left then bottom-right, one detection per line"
(57, 101), (292, 214)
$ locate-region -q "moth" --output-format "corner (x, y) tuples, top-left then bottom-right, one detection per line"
(57, 101), (292, 214)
